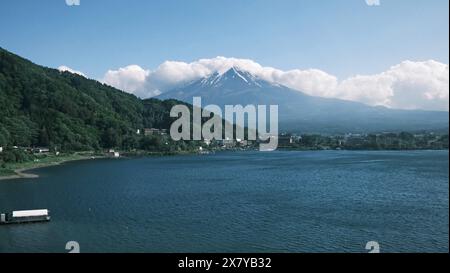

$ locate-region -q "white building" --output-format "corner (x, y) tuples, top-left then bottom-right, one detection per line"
(107, 149), (120, 158)
(33, 147), (50, 154)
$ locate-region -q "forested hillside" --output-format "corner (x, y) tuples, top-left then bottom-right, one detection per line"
(0, 47), (181, 151)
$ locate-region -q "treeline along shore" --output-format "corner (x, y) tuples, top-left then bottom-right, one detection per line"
(1, 130), (448, 180)
(277, 131), (449, 151)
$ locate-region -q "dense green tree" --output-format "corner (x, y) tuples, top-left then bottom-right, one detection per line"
(0, 47), (188, 152)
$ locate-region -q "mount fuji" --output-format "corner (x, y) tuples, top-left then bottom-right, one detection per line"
(158, 67), (449, 133)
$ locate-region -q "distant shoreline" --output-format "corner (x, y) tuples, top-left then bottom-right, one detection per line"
(0, 150), (199, 182)
(0, 155), (104, 182)
(0, 169), (39, 181)
(1, 149), (448, 182)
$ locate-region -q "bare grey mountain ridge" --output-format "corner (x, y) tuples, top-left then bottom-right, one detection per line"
(157, 67), (449, 133)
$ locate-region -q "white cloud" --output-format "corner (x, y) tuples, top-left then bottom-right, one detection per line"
(58, 65), (86, 77)
(102, 65), (151, 97)
(267, 68), (338, 98)
(65, 0), (80, 6)
(101, 57), (339, 99)
(336, 60), (449, 111)
(100, 58), (449, 111)
(365, 0), (380, 6)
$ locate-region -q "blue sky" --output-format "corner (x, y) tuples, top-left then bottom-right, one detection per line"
(0, 0), (448, 80)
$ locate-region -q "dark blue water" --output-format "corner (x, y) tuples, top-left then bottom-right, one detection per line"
(0, 150), (448, 253)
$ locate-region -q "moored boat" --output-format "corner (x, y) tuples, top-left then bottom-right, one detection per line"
(0, 209), (51, 225)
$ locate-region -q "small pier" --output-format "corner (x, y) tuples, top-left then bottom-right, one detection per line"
(0, 209), (51, 225)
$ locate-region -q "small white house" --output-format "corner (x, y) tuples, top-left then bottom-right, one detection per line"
(0, 146), (3, 153)
(107, 149), (120, 158)
(33, 147), (50, 154)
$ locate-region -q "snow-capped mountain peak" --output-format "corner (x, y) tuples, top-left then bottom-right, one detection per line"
(200, 67), (261, 88)
(157, 65), (449, 134)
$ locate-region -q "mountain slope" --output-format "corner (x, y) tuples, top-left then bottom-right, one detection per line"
(0, 47), (181, 150)
(158, 67), (449, 133)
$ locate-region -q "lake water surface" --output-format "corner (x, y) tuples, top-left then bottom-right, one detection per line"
(0, 150), (448, 253)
